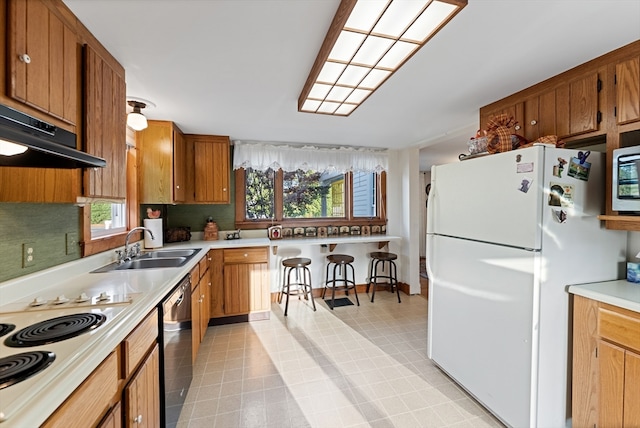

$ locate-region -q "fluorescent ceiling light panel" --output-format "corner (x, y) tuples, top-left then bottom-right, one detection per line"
(298, 0), (467, 116)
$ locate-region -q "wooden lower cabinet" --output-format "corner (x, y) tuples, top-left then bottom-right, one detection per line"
(572, 295), (640, 428)
(211, 247), (270, 318)
(191, 253), (211, 361)
(42, 351), (118, 428)
(43, 309), (160, 427)
(191, 278), (202, 363)
(97, 402), (122, 428)
(124, 344), (160, 428)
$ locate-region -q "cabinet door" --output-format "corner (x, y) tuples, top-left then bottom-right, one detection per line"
(249, 262), (270, 313)
(139, 121), (178, 204)
(8, 0), (78, 124)
(192, 136), (230, 203)
(568, 73), (599, 136)
(191, 281), (201, 362)
(173, 128), (187, 202)
(209, 249), (225, 318)
(624, 350), (640, 427)
(83, 43), (126, 199)
(223, 264), (251, 315)
(479, 102), (523, 134)
(97, 402), (122, 428)
(598, 340), (625, 428)
(124, 344), (160, 428)
(616, 57), (640, 125)
(198, 254), (210, 341)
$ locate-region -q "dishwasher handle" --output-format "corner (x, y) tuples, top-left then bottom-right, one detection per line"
(175, 278), (191, 307)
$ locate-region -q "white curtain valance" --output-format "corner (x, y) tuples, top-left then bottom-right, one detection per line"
(232, 141), (388, 174)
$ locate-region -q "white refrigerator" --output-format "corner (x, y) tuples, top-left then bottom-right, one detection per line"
(425, 145), (626, 428)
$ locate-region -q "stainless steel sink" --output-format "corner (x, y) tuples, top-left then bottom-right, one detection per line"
(117, 257), (188, 269)
(91, 249), (199, 273)
(138, 249), (198, 259)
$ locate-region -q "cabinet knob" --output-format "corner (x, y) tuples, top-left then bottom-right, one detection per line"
(176, 185), (180, 189)
(18, 53), (31, 64)
(201, 294), (205, 299)
(244, 253), (248, 257)
(223, 188), (227, 192)
(530, 119), (537, 125)
(133, 415), (143, 423)
(514, 125), (521, 131)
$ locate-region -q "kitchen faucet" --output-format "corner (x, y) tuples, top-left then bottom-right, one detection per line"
(117, 227), (155, 263)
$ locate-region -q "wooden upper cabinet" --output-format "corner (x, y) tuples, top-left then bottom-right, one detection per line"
(522, 88), (559, 141)
(7, 0), (78, 125)
(479, 102), (522, 135)
(82, 43), (126, 200)
(188, 135), (230, 203)
(567, 72), (600, 136)
(616, 56), (640, 125)
(138, 121), (188, 204)
(481, 73), (600, 142)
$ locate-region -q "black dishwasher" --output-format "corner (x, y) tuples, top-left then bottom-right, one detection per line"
(158, 274), (192, 428)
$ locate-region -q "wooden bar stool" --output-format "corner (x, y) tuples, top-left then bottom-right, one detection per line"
(367, 252), (401, 303)
(322, 254), (359, 310)
(279, 257), (316, 316)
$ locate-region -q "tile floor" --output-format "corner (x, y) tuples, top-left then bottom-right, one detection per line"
(177, 291), (505, 428)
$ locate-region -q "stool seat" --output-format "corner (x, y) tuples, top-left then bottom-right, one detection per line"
(322, 254), (359, 310)
(370, 252), (397, 261)
(368, 252), (401, 303)
(326, 254), (354, 264)
(282, 257), (311, 268)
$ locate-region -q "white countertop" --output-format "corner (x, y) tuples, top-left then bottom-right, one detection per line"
(568, 280), (640, 313)
(0, 234), (399, 426)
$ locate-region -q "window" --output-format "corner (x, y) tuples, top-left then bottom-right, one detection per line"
(236, 168), (386, 228)
(90, 202), (127, 238)
(245, 168), (275, 219)
(353, 171), (376, 217)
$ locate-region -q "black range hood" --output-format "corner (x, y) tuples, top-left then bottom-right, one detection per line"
(0, 104), (106, 168)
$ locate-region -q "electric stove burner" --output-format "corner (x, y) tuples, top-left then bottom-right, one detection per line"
(0, 323), (15, 338)
(0, 351), (55, 389)
(4, 313), (107, 348)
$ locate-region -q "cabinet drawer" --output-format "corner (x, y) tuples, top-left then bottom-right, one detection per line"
(190, 265), (200, 290)
(224, 247), (268, 264)
(599, 305), (640, 352)
(199, 255), (209, 277)
(122, 309), (158, 378)
(42, 352), (118, 428)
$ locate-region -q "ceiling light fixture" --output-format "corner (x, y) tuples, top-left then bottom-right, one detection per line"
(127, 100), (149, 131)
(298, 0), (467, 116)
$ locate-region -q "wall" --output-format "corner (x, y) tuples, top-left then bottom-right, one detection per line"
(0, 203), (81, 282)
(628, 231), (640, 260)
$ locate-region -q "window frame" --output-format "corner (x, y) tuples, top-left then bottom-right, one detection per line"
(235, 168), (387, 229)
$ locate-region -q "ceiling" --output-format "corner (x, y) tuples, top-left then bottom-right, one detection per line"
(63, 0), (640, 171)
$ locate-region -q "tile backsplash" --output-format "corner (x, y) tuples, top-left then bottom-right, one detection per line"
(0, 203), (81, 282)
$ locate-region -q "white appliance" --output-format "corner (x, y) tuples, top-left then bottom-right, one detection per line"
(425, 146), (627, 428)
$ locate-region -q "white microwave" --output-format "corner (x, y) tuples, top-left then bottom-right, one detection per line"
(613, 146), (640, 212)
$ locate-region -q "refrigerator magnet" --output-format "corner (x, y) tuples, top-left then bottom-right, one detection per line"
(567, 157), (591, 181)
(552, 209), (568, 223)
(518, 177), (532, 193)
(549, 182), (575, 207)
(552, 158), (567, 178)
(517, 162), (534, 173)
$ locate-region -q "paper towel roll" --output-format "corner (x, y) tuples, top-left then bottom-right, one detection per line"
(143, 218), (163, 249)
